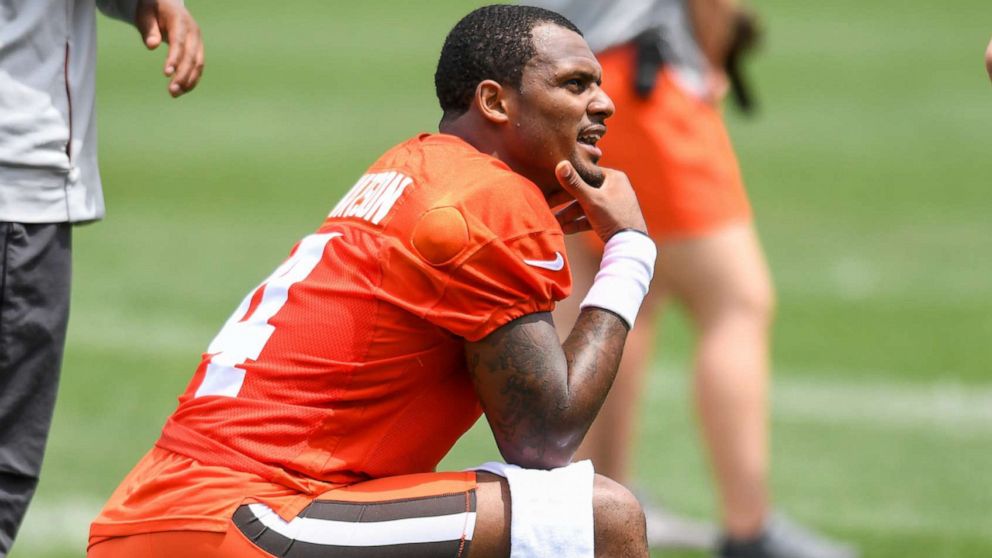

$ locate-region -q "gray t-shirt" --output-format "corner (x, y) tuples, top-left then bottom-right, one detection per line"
(523, 0), (708, 95)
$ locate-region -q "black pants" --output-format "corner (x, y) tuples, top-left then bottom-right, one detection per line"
(0, 222), (71, 556)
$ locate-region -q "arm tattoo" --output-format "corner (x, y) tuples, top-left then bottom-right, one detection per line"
(561, 309), (629, 425)
(563, 309), (627, 378)
(467, 315), (557, 463)
(466, 310), (629, 466)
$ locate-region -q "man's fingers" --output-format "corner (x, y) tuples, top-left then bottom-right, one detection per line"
(554, 161), (589, 198)
(184, 50), (205, 94)
(559, 216), (591, 235)
(554, 200), (586, 227)
(142, 0), (204, 97)
(136, 5), (162, 50)
(546, 189), (575, 210)
(170, 29), (202, 96)
(163, 21), (188, 79)
(554, 201), (592, 235)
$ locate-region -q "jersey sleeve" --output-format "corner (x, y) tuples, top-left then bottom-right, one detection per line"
(376, 176), (572, 342)
(427, 228), (570, 341)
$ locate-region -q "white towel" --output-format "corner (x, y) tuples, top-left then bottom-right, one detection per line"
(475, 460), (595, 558)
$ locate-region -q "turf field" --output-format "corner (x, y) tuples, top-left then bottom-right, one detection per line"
(11, 1), (991, 557)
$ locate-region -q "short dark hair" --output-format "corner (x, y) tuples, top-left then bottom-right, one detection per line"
(434, 4), (582, 118)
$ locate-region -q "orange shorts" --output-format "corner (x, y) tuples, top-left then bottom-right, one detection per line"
(88, 471), (478, 558)
(596, 44), (751, 241)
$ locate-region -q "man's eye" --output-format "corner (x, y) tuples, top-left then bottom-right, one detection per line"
(565, 79), (586, 92)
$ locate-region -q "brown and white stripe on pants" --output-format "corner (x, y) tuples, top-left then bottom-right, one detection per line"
(233, 491), (477, 558)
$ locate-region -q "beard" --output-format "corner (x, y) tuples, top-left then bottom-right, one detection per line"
(569, 150), (606, 188)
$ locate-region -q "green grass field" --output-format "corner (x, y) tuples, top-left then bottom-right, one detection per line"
(10, 1), (992, 557)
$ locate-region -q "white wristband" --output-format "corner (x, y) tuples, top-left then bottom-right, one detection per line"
(579, 230), (657, 329)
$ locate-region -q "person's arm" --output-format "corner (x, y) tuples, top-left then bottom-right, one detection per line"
(689, 0), (763, 109)
(687, 0), (740, 70)
(465, 162), (655, 469)
(97, 0), (204, 97)
(985, 37), (992, 83)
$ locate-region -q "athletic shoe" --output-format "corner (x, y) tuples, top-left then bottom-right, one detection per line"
(717, 513), (858, 558)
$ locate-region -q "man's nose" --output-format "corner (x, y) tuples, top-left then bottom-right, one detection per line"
(589, 87), (615, 119)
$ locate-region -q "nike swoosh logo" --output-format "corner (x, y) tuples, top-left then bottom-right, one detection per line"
(523, 252), (565, 271)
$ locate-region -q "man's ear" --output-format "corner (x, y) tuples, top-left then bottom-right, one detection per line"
(474, 80), (510, 124)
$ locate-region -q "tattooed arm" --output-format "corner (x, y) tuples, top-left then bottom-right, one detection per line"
(465, 309), (628, 469)
(465, 162), (649, 469)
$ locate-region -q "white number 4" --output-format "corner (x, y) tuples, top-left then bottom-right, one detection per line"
(194, 232), (341, 398)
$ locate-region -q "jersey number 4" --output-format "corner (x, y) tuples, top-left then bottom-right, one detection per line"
(194, 233), (341, 398)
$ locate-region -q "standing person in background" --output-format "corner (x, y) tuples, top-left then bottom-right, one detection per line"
(523, 1), (857, 557)
(0, 0), (203, 555)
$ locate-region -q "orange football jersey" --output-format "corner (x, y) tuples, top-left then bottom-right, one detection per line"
(90, 134), (571, 540)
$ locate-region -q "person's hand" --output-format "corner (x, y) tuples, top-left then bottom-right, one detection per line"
(553, 161), (647, 242)
(136, 0), (204, 97)
(985, 37), (992, 83)
(704, 69), (730, 105)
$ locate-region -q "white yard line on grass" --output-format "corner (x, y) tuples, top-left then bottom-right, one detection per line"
(651, 367), (992, 436)
(772, 377), (992, 436)
(831, 506), (992, 539)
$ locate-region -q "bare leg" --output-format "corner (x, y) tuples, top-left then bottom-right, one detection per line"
(468, 472), (648, 558)
(657, 224), (775, 539)
(590, 474), (650, 557)
(468, 473), (511, 558)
